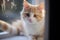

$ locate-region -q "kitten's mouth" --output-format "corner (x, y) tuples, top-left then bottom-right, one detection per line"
(28, 18), (32, 23)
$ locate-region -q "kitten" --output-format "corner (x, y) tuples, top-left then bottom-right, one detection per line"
(21, 0), (45, 40)
(0, 0), (45, 40)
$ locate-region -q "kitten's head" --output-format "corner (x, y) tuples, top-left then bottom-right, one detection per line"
(22, 0), (45, 24)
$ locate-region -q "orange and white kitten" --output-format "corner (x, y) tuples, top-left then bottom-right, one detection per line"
(0, 0), (45, 40)
(21, 0), (45, 40)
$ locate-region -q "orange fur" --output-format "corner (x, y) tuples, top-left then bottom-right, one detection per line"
(0, 20), (9, 31)
(2, 24), (8, 31)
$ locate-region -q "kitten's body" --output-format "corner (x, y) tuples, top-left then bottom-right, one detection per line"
(0, 0), (45, 40)
(21, 8), (45, 40)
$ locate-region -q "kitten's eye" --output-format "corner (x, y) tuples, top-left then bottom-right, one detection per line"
(26, 13), (30, 17)
(34, 15), (37, 17)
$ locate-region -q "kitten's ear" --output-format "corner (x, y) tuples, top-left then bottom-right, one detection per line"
(38, 2), (45, 11)
(23, 0), (29, 9)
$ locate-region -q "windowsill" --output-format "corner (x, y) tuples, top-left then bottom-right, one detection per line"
(0, 36), (29, 40)
(0, 31), (9, 35)
(0, 31), (15, 39)
(0, 32), (30, 40)
(0, 31), (25, 39)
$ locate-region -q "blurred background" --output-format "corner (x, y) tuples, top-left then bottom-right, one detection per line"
(0, 0), (44, 32)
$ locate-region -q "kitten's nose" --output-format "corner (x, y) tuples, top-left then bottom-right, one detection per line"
(28, 18), (32, 22)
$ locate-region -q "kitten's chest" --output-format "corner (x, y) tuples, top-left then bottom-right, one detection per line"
(26, 19), (44, 29)
(25, 22), (44, 35)
(22, 18), (44, 35)
(27, 23), (40, 29)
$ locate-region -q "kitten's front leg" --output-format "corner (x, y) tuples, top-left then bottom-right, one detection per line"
(32, 35), (39, 40)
